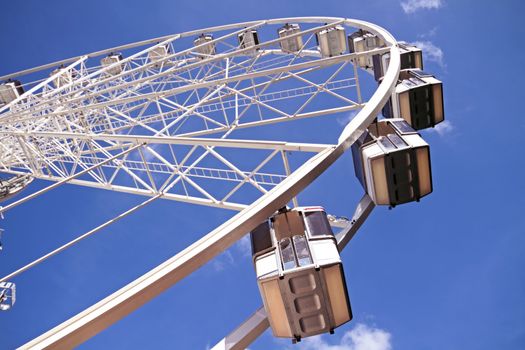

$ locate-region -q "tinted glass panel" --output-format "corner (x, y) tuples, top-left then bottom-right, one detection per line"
(391, 120), (416, 134)
(305, 211), (334, 237)
(378, 136), (396, 152)
(404, 77), (425, 88)
(280, 238), (296, 270)
(293, 235), (312, 266)
(250, 221), (272, 256)
(387, 133), (407, 149)
(410, 69), (433, 78)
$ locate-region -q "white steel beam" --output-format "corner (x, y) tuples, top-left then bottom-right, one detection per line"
(210, 194), (375, 350)
(210, 308), (269, 350)
(10, 48), (384, 121)
(0, 144), (141, 215)
(0, 131), (333, 153)
(17, 17), (401, 350)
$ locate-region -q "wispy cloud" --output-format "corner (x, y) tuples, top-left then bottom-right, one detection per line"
(430, 119), (454, 136)
(211, 234), (252, 272)
(337, 111), (358, 126)
(291, 323), (392, 350)
(410, 40), (445, 68)
(418, 27), (438, 39)
(212, 250), (234, 271)
(235, 234), (252, 257)
(401, 0), (443, 14)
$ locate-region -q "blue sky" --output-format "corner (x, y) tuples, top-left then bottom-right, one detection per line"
(0, 1), (524, 349)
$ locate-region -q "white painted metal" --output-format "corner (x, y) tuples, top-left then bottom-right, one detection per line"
(0, 41), (379, 211)
(0, 16), (401, 349)
(0, 194), (162, 283)
(211, 194), (375, 350)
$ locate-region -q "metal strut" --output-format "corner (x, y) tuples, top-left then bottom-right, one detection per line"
(210, 194), (375, 350)
(16, 16), (401, 350)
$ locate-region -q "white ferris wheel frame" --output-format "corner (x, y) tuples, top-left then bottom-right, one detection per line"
(0, 16), (401, 349)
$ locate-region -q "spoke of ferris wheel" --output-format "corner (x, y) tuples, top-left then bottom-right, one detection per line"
(0, 18), (384, 119)
(0, 194), (162, 284)
(0, 50), (368, 134)
(100, 63), (353, 137)
(41, 20), (337, 104)
(0, 17), (340, 83)
(18, 17), (401, 349)
(156, 53), (308, 136)
(0, 56), (88, 115)
(211, 194), (376, 350)
(0, 151), (286, 285)
(176, 104), (364, 138)
(1, 129), (333, 153)
(88, 69), (351, 136)
(1, 130), (331, 210)
(0, 135), (251, 283)
(12, 21), (269, 110)
(0, 143), (142, 215)
(10, 47), (384, 122)
(78, 40), (374, 118)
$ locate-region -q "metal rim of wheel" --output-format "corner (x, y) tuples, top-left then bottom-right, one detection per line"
(0, 17), (401, 349)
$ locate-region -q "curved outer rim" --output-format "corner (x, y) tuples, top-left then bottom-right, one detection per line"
(4, 17), (383, 81)
(19, 17), (400, 350)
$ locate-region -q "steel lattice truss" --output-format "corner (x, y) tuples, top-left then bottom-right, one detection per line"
(0, 19), (383, 211)
(0, 16), (404, 349)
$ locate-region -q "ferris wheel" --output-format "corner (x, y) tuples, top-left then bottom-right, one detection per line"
(0, 16), (445, 349)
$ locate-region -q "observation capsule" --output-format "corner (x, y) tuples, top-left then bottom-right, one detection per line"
(193, 33), (216, 58)
(316, 25), (347, 58)
(373, 42), (423, 81)
(148, 44), (171, 67)
(238, 28), (260, 55)
(50, 66), (77, 88)
(0, 80), (24, 104)
(277, 23), (303, 53)
(100, 52), (124, 75)
(352, 118), (432, 207)
(347, 30), (385, 69)
(0, 282), (16, 311)
(251, 207), (352, 342)
(0, 174), (34, 202)
(383, 69), (445, 130)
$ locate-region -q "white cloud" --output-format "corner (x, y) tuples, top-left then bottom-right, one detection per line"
(401, 0), (443, 14)
(410, 40), (445, 68)
(418, 27), (438, 39)
(292, 323), (392, 350)
(212, 234), (252, 272)
(337, 111), (358, 126)
(212, 250), (234, 271)
(235, 234), (252, 257)
(430, 119), (454, 136)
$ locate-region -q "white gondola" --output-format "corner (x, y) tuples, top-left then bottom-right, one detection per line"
(316, 25), (347, 58)
(148, 44), (171, 68)
(0, 281), (16, 311)
(0, 174), (34, 203)
(50, 66), (77, 88)
(373, 42), (423, 81)
(352, 118), (432, 206)
(251, 207), (352, 342)
(348, 30), (384, 69)
(277, 23), (304, 54)
(383, 69), (445, 130)
(193, 33), (216, 58)
(0, 80), (24, 105)
(238, 29), (260, 55)
(100, 53), (124, 75)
